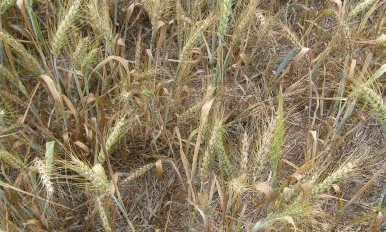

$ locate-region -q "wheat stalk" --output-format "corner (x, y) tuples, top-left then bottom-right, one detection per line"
(51, 0), (83, 57)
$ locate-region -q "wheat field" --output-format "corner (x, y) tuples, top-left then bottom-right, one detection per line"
(1, 0), (386, 231)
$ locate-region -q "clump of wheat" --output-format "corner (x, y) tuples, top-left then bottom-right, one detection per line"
(51, 0), (83, 57)
(98, 114), (130, 164)
(0, 31), (43, 75)
(0, 0), (16, 15)
(0, 149), (25, 170)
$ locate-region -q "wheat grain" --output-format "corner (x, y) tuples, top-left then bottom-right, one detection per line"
(175, 0), (186, 48)
(231, 0), (259, 49)
(240, 132), (249, 175)
(200, 150), (212, 180)
(218, 0), (233, 40)
(252, 204), (313, 232)
(51, 0), (82, 57)
(134, 31), (143, 70)
(209, 120), (232, 175)
(120, 162), (156, 185)
(0, 0), (16, 15)
(0, 89), (27, 107)
(270, 92), (284, 188)
(359, 85), (386, 124)
(98, 114), (130, 164)
(0, 31), (43, 75)
(34, 159), (54, 198)
(0, 149), (25, 170)
(252, 117), (277, 178)
(348, 0), (378, 19)
(87, 0), (113, 45)
(228, 176), (247, 197)
(312, 162), (355, 196)
(68, 156), (111, 194)
(73, 37), (91, 69)
(180, 104), (199, 121)
(176, 16), (213, 81)
(96, 196), (112, 232)
(81, 48), (99, 74)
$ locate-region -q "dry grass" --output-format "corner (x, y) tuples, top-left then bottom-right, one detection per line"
(1, 0), (386, 231)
